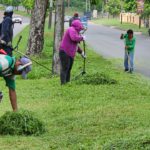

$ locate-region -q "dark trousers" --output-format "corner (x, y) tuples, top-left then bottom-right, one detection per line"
(59, 51), (74, 85)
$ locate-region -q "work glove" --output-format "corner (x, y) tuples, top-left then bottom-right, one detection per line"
(81, 51), (86, 59)
(7, 41), (12, 47)
(0, 40), (6, 45)
(82, 35), (86, 41)
(0, 91), (3, 103)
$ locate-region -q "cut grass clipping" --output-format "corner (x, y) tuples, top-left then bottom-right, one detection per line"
(76, 73), (117, 85)
(103, 130), (150, 149)
(0, 110), (46, 136)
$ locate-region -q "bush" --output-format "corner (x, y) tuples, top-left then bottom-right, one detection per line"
(0, 110), (46, 136)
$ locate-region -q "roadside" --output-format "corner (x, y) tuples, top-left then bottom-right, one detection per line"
(86, 20), (150, 77)
(92, 18), (149, 35)
(1, 21), (150, 149)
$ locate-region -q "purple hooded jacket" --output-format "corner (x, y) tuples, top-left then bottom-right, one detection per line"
(59, 20), (84, 58)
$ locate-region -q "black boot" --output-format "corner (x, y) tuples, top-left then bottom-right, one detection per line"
(124, 69), (129, 72)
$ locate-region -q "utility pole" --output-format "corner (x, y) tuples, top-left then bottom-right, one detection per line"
(48, 0), (53, 29)
(89, 0), (91, 11)
(120, 0), (123, 24)
(67, 0), (70, 8)
(86, 0), (88, 12)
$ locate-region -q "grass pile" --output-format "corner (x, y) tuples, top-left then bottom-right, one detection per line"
(76, 72), (117, 85)
(0, 110), (46, 136)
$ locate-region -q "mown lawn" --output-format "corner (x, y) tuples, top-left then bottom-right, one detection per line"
(0, 23), (150, 150)
(92, 18), (149, 35)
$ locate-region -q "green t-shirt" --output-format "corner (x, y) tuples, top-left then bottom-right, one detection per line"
(124, 34), (136, 52)
(0, 55), (16, 90)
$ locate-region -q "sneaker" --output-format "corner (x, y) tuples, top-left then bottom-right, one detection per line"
(129, 69), (133, 74)
(0, 91), (3, 103)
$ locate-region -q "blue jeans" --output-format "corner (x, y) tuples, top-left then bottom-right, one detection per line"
(124, 50), (134, 71)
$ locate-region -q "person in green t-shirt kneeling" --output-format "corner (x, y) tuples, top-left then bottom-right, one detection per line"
(120, 29), (136, 73)
(0, 54), (32, 111)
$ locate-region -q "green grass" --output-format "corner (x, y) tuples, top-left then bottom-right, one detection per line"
(92, 18), (149, 35)
(0, 23), (150, 149)
(14, 10), (31, 17)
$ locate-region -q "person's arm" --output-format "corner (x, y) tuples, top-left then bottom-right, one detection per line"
(120, 33), (128, 40)
(4, 76), (18, 111)
(69, 28), (83, 42)
(77, 46), (82, 54)
(9, 88), (18, 111)
(69, 18), (73, 27)
(77, 46), (86, 58)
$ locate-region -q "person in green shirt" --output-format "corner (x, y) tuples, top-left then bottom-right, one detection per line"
(120, 29), (136, 73)
(0, 54), (32, 111)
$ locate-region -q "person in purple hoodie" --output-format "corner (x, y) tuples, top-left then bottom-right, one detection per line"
(59, 20), (86, 85)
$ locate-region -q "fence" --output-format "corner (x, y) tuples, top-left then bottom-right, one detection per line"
(120, 13), (146, 27)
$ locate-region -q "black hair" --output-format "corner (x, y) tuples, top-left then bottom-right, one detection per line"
(127, 29), (133, 35)
(74, 13), (79, 17)
(3, 12), (13, 18)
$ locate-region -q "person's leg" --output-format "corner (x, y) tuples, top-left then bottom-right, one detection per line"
(66, 57), (74, 83)
(59, 51), (69, 85)
(124, 50), (129, 71)
(129, 51), (134, 72)
(9, 88), (18, 111)
(0, 91), (3, 102)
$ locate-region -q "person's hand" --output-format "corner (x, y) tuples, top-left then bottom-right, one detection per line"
(120, 33), (124, 39)
(81, 51), (86, 59)
(82, 35), (86, 41)
(125, 46), (128, 50)
(7, 41), (12, 47)
(0, 40), (6, 45)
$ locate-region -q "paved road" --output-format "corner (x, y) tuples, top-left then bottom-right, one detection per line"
(0, 11), (30, 37)
(86, 23), (150, 77)
(13, 17), (30, 37)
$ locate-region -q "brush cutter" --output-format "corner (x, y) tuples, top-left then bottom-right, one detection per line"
(13, 36), (51, 72)
(73, 39), (87, 80)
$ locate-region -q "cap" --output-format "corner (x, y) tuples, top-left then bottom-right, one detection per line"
(5, 6), (13, 13)
(19, 57), (32, 79)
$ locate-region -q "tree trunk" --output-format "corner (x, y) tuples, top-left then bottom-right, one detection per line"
(48, 0), (53, 29)
(26, 0), (48, 55)
(67, 0), (70, 8)
(52, 0), (65, 74)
